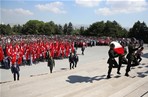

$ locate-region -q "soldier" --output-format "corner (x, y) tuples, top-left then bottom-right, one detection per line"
(47, 55), (55, 73)
(125, 38), (140, 77)
(135, 47), (144, 63)
(11, 62), (20, 81)
(117, 42), (128, 74)
(69, 53), (74, 70)
(107, 43), (118, 79)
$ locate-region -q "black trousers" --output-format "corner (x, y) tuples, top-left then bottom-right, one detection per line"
(107, 60), (118, 77)
(82, 51), (84, 55)
(137, 55), (142, 62)
(107, 63), (113, 77)
(118, 57), (122, 73)
(70, 62), (74, 69)
(13, 72), (20, 81)
(49, 66), (53, 73)
(74, 61), (78, 67)
(126, 59), (132, 74)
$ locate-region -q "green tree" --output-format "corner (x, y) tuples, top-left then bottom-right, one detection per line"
(129, 21), (148, 43)
(79, 26), (85, 35)
(63, 23), (68, 35)
(86, 21), (105, 36)
(67, 22), (73, 35)
(85, 20), (127, 37)
(12, 24), (22, 34)
(55, 24), (63, 35)
(22, 20), (44, 34)
(0, 24), (12, 35)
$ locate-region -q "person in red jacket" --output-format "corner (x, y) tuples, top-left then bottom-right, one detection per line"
(0, 46), (4, 62)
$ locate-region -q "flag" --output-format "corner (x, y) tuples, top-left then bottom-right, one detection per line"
(110, 41), (124, 55)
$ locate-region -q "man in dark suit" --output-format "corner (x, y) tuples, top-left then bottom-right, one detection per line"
(73, 53), (79, 68)
(47, 55), (55, 73)
(11, 62), (20, 81)
(81, 46), (85, 55)
(69, 53), (74, 70)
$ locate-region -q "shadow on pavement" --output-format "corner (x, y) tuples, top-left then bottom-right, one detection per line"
(66, 75), (106, 83)
(137, 72), (148, 78)
(142, 53), (148, 58)
(60, 68), (69, 71)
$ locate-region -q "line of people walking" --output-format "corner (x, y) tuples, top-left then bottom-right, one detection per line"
(107, 37), (144, 78)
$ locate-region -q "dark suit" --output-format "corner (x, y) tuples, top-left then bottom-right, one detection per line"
(69, 54), (74, 69)
(73, 54), (79, 68)
(11, 64), (20, 81)
(81, 46), (85, 55)
(47, 57), (55, 73)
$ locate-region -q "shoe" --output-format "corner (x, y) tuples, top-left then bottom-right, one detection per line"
(117, 72), (121, 74)
(107, 75), (111, 79)
(125, 73), (129, 77)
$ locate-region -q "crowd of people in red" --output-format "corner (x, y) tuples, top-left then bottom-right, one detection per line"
(0, 35), (93, 69)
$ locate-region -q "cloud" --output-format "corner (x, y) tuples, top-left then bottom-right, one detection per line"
(95, 0), (148, 16)
(75, 0), (102, 7)
(35, 2), (66, 14)
(1, 8), (33, 16)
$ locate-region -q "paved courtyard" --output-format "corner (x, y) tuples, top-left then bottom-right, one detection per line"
(0, 45), (148, 97)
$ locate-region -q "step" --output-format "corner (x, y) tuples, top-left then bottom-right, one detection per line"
(108, 76), (148, 97)
(125, 82), (148, 97)
(60, 74), (129, 97)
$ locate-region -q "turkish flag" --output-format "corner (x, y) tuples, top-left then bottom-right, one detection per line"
(110, 41), (124, 55)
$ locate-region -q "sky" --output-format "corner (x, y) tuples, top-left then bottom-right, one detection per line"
(1, 0), (148, 28)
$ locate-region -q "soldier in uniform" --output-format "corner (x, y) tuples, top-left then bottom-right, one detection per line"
(117, 42), (128, 74)
(125, 38), (140, 77)
(47, 55), (55, 73)
(135, 47), (144, 63)
(107, 43), (118, 78)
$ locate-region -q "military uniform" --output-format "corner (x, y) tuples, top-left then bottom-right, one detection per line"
(125, 40), (140, 76)
(117, 43), (128, 74)
(107, 44), (118, 78)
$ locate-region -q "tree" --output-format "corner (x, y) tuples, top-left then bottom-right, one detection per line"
(79, 26), (85, 35)
(63, 23), (68, 35)
(0, 24), (12, 35)
(67, 22), (73, 35)
(85, 21), (104, 36)
(12, 24), (22, 34)
(129, 21), (148, 43)
(55, 24), (63, 35)
(22, 20), (44, 34)
(85, 20), (127, 37)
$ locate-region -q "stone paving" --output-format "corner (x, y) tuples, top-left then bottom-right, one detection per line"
(0, 45), (148, 97)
